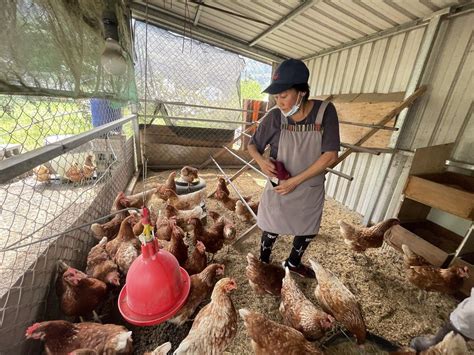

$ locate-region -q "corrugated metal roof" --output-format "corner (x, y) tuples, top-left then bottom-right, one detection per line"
(131, 0), (463, 63)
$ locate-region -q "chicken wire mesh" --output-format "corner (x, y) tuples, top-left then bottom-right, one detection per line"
(0, 94), (137, 353)
(133, 21), (271, 168)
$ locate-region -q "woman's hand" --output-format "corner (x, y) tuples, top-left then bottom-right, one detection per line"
(274, 176), (301, 195)
(257, 157), (277, 177)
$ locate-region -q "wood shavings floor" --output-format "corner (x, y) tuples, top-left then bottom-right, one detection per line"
(130, 169), (468, 354)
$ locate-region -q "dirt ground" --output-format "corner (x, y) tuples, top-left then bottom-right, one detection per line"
(130, 168), (468, 354)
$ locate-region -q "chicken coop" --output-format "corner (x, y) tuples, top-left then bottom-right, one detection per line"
(1, 0), (473, 354)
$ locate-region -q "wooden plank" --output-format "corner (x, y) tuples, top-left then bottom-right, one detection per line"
(409, 143), (454, 175)
(143, 143), (252, 167)
(315, 92), (406, 103)
(198, 121), (260, 169)
(337, 101), (400, 147)
(402, 220), (463, 254)
(385, 225), (448, 267)
(331, 86), (427, 168)
(141, 125), (235, 148)
(404, 176), (474, 220)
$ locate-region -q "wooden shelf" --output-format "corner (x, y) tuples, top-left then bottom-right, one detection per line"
(385, 225), (449, 267)
(402, 220), (463, 254)
(386, 225), (473, 295)
(404, 172), (474, 220)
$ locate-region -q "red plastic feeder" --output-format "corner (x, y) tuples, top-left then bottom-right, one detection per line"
(118, 238), (190, 326)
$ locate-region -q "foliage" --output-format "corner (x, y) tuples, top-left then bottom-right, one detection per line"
(240, 79), (266, 101)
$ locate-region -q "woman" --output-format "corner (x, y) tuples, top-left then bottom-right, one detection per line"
(248, 59), (340, 278)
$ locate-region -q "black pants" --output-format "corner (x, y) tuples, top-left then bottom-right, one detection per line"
(259, 230), (315, 265)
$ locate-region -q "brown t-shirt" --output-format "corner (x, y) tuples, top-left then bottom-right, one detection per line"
(250, 100), (340, 159)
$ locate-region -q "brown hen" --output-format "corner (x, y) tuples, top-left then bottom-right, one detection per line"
(188, 217), (226, 254)
(235, 200), (259, 222)
(208, 210), (237, 241)
(165, 188), (207, 210)
(310, 259), (367, 344)
(180, 166), (199, 183)
(407, 264), (468, 294)
(56, 260), (107, 318)
(166, 219), (188, 265)
(105, 215), (138, 259)
(402, 244), (431, 268)
(169, 263), (225, 326)
(82, 153), (96, 179)
(90, 213), (124, 241)
(25, 320), (132, 354)
(338, 218), (400, 252)
(402, 244), (469, 294)
(183, 241), (208, 275)
(174, 278), (238, 355)
(163, 204), (203, 230)
(239, 308), (323, 355)
(280, 266), (335, 340)
(66, 162), (83, 183)
(246, 253), (285, 296)
(86, 237), (121, 287)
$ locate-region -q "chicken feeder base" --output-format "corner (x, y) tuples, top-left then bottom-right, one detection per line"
(118, 267), (190, 326)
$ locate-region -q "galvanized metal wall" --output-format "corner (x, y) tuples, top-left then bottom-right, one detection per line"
(306, 11), (473, 221)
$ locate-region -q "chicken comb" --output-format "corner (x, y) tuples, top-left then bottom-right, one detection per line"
(26, 323), (40, 335)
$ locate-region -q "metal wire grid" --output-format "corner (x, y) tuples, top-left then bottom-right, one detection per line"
(0, 95), (136, 353)
(133, 21), (271, 168)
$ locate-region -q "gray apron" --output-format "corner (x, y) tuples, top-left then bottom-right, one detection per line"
(257, 101), (329, 236)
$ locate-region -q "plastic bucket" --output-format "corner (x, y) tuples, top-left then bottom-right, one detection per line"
(90, 99), (122, 131)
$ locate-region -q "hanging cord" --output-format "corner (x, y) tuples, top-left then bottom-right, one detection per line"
(184, 0), (193, 53)
(182, 0), (188, 53)
(142, 0), (150, 206)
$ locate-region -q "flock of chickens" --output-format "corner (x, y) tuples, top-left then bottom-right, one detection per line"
(24, 167), (471, 354)
(33, 153), (97, 183)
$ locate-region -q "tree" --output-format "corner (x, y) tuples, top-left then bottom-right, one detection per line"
(240, 79), (266, 101)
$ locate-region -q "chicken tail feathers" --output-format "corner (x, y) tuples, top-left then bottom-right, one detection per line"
(112, 331), (132, 352)
(401, 244), (414, 257)
(309, 258), (323, 280)
(239, 308), (251, 319)
(150, 342), (172, 355)
(90, 223), (104, 238)
(337, 220), (356, 239)
(57, 259), (69, 273)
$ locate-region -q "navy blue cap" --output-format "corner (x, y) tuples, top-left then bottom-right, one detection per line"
(263, 59), (309, 94)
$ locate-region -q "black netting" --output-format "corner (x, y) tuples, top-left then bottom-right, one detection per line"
(0, 0), (136, 101)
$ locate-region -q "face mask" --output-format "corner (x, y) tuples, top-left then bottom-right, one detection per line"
(281, 94), (303, 117)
